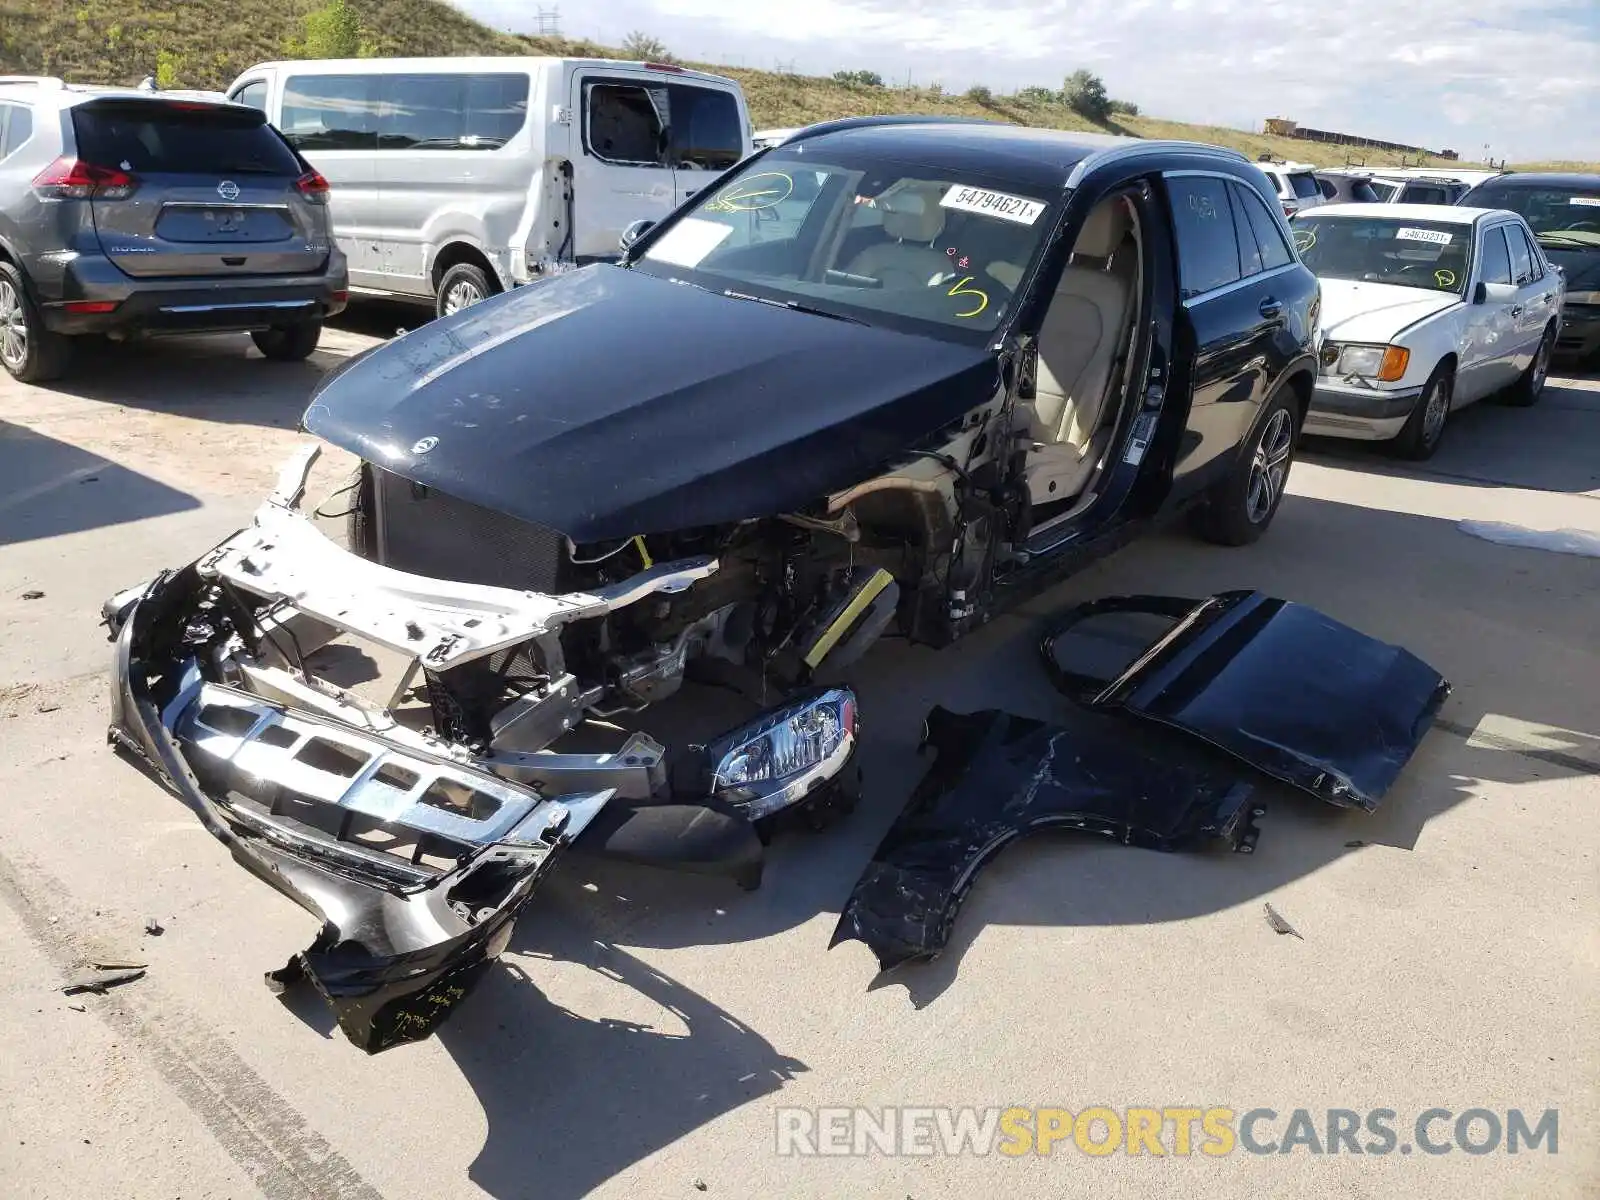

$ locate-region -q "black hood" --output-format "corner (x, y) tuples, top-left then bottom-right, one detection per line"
(304, 266), (999, 542)
(1544, 244), (1600, 291)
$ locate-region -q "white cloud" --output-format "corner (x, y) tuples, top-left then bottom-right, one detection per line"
(463, 0), (1600, 160)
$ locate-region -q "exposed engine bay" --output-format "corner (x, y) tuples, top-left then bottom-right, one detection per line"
(345, 455), (922, 742)
(102, 445), (881, 1051)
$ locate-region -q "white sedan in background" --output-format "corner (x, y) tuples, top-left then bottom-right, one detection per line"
(1292, 204), (1563, 459)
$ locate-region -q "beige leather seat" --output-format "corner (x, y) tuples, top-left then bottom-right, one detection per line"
(1030, 200), (1137, 450)
(844, 187), (948, 288)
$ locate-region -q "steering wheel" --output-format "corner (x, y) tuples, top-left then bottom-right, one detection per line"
(1567, 220), (1600, 232)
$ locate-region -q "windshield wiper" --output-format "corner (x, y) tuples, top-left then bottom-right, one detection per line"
(1537, 230), (1600, 246)
(722, 288), (865, 325)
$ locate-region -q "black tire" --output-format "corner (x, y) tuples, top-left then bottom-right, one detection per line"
(345, 462), (376, 559)
(1389, 362), (1453, 461)
(0, 260), (70, 383)
(1191, 386), (1300, 547)
(251, 321), (322, 362)
(1504, 326), (1554, 407)
(435, 262), (496, 319)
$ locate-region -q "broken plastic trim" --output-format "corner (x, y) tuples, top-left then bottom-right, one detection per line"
(831, 707), (1260, 972)
(1039, 591), (1451, 811)
(106, 565), (611, 1053)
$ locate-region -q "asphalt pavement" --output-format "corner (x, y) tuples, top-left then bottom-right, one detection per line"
(1, 320), (1595, 1200)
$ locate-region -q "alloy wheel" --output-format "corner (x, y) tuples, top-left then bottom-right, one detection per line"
(443, 281), (484, 314)
(1531, 335), (1550, 396)
(1245, 408), (1294, 524)
(0, 280), (28, 371)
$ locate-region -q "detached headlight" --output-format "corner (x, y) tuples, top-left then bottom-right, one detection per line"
(1323, 343), (1410, 382)
(708, 688), (857, 820)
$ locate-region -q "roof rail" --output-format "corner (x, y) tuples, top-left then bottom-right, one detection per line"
(1067, 138), (1248, 188)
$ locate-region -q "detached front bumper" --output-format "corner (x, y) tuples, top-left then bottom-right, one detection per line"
(108, 567), (605, 1052)
(104, 446), (860, 1051)
(1303, 379), (1423, 441)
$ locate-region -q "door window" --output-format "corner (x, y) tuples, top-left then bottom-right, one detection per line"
(1478, 227), (1513, 285)
(667, 85), (742, 171)
(230, 81), (268, 113)
(1229, 183), (1263, 276)
(1515, 227), (1544, 281)
(282, 75), (380, 150)
(584, 82), (668, 166)
(374, 74), (528, 150)
(1235, 185), (1295, 270)
(1168, 175), (1242, 298)
(1505, 225), (1534, 285)
(0, 103), (31, 158)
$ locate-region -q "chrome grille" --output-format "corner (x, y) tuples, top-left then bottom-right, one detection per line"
(372, 468), (570, 593)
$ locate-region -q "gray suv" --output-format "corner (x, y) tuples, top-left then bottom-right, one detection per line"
(0, 79), (347, 382)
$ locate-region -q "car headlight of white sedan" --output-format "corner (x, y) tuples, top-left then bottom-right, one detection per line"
(1320, 341), (1411, 382)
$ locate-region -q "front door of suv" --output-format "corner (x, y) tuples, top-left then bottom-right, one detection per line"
(1163, 172), (1304, 498)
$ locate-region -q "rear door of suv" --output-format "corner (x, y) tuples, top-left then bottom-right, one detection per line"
(68, 98), (328, 279)
(1164, 171), (1310, 497)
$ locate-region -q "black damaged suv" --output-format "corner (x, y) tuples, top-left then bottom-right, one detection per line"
(105, 118), (1321, 1051)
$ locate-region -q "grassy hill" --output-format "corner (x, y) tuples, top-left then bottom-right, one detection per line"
(1, 0), (1590, 172)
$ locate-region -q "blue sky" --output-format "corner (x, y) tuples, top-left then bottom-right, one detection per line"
(459, 0), (1600, 162)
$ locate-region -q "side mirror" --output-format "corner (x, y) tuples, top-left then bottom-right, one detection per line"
(619, 219), (656, 256)
(1477, 280), (1517, 305)
(1473, 281), (1486, 304)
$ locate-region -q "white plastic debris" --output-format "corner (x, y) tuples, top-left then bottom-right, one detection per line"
(1458, 521), (1600, 560)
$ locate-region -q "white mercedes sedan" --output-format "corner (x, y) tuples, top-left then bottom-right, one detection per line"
(1291, 204), (1563, 459)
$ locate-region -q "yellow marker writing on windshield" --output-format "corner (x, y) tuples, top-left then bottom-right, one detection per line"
(948, 276), (989, 318)
(704, 172), (794, 213)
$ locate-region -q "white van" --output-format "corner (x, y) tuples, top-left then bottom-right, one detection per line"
(224, 57), (752, 316)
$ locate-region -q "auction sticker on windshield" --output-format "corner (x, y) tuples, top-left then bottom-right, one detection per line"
(941, 186), (1046, 225)
(646, 217), (734, 268)
(1570, 197), (1600, 207)
(1395, 227), (1453, 245)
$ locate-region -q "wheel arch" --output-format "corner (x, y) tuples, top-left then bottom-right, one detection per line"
(428, 242), (503, 296)
(1279, 366), (1315, 429)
